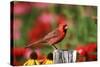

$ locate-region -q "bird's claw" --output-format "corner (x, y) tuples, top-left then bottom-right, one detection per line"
(51, 45), (58, 49)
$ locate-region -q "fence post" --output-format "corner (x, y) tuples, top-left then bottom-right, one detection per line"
(53, 49), (77, 64)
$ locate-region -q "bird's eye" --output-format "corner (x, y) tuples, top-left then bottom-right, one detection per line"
(63, 24), (68, 30)
(65, 25), (68, 29)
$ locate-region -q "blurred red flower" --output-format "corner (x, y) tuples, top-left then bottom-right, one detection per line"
(13, 47), (26, 57)
(13, 18), (22, 40)
(13, 18), (22, 31)
(76, 45), (86, 56)
(13, 31), (21, 40)
(87, 54), (97, 61)
(13, 2), (32, 15)
(85, 42), (97, 61)
(85, 42), (97, 54)
(31, 2), (50, 8)
(76, 43), (97, 61)
(13, 47), (35, 59)
(38, 11), (55, 23)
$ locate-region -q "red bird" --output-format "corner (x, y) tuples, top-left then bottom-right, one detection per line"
(25, 23), (68, 49)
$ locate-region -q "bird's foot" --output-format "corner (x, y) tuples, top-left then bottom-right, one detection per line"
(51, 45), (58, 50)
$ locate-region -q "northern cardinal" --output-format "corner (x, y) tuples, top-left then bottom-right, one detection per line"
(25, 23), (68, 49)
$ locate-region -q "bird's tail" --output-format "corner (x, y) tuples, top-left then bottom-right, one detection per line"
(25, 39), (45, 48)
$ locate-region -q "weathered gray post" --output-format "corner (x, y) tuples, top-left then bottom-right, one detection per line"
(53, 49), (77, 64)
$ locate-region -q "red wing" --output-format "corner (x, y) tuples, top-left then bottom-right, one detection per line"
(43, 29), (60, 41)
